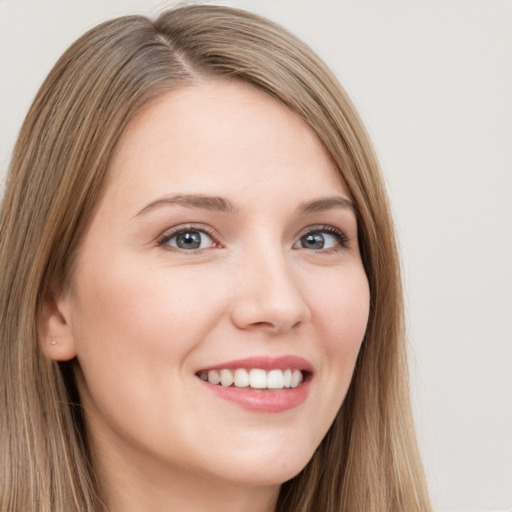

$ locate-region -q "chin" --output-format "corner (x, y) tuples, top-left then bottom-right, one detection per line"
(205, 442), (316, 487)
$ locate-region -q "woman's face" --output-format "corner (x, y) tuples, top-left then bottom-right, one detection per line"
(55, 81), (369, 490)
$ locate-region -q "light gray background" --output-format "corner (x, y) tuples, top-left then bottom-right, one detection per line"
(1, 1), (511, 510)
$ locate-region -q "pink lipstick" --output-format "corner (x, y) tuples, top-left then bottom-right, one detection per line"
(196, 355), (312, 413)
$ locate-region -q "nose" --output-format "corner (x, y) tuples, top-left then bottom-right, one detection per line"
(230, 247), (311, 335)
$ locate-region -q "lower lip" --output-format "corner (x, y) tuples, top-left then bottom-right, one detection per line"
(199, 379), (311, 413)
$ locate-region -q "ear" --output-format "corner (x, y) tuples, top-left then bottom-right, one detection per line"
(38, 291), (77, 361)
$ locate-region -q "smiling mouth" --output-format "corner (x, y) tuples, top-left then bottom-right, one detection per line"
(196, 368), (305, 390)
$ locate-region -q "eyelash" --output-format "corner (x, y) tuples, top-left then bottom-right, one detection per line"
(295, 225), (349, 253)
(157, 224), (219, 252)
(156, 224), (349, 253)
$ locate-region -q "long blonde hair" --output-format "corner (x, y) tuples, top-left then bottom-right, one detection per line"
(0, 5), (432, 511)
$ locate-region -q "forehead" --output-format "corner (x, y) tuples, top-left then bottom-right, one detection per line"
(105, 80), (348, 212)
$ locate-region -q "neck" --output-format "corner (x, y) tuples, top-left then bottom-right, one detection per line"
(104, 469), (279, 512)
(90, 429), (280, 512)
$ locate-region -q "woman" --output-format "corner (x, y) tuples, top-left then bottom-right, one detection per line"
(0, 5), (432, 511)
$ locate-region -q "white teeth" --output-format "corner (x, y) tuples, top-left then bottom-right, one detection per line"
(220, 369), (234, 387)
(291, 369), (303, 388)
(283, 369), (292, 388)
(201, 368), (305, 390)
(207, 370), (220, 385)
(234, 368), (249, 387)
(267, 369), (284, 389)
(249, 369), (267, 389)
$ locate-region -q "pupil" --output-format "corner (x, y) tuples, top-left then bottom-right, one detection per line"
(302, 233), (324, 249)
(177, 231), (201, 249)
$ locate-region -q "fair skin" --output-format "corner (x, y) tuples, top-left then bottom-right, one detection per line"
(42, 80), (370, 512)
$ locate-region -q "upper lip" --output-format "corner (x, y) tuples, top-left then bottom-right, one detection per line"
(197, 355), (314, 373)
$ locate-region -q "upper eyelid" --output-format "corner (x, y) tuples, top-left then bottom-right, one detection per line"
(295, 224), (348, 239)
(155, 223), (350, 247)
(156, 224), (219, 246)
(293, 224), (350, 250)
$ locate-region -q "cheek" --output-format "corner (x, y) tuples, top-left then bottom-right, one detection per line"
(309, 264), (370, 345)
(67, 258), (236, 457)
(305, 264), (370, 402)
(72, 258), (222, 348)
(67, 257), (229, 407)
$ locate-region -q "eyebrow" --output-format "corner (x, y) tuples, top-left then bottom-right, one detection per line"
(133, 193), (355, 219)
(297, 196), (356, 215)
(134, 194), (239, 218)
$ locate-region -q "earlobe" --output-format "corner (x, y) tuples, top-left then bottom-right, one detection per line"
(38, 293), (77, 361)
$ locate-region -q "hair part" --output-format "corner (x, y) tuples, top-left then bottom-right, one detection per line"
(0, 5), (431, 511)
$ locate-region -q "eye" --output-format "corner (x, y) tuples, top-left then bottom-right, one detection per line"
(293, 227), (348, 251)
(159, 228), (217, 251)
